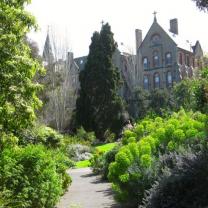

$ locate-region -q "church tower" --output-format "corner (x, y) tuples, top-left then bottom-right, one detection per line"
(42, 29), (54, 65)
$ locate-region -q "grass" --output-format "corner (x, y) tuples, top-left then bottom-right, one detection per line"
(75, 160), (91, 168)
(94, 142), (116, 152)
(75, 142), (116, 168)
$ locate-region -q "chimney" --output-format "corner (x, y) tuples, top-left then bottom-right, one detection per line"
(67, 52), (74, 62)
(169, 18), (178, 35)
(135, 29), (142, 54)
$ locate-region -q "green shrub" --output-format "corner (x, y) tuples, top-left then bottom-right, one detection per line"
(90, 145), (120, 179)
(90, 149), (105, 175)
(0, 144), (73, 208)
(108, 110), (208, 207)
(66, 144), (92, 162)
(19, 125), (63, 148)
(76, 127), (96, 144)
(35, 126), (63, 148)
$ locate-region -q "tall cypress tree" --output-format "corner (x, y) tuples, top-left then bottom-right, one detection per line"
(76, 23), (126, 140)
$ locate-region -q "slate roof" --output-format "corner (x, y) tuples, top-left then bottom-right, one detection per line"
(74, 56), (87, 71)
(167, 30), (193, 52)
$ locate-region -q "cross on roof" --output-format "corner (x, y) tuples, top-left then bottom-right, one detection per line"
(101, 20), (104, 26)
(153, 11), (157, 22)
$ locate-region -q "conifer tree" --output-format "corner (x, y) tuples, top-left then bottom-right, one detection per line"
(76, 23), (125, 140)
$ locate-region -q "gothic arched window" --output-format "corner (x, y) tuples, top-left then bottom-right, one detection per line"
(154, 72), (160, 88)
(166, 71), (172, 87)
(143, 57), (148, 69)
(179, 53), (183, 65)
(186, 55), (190, 66)
(165, 52), (172, 65)
(151, 34), (160, 45)
(143, 75), (149, 90)
(153, 51), (160, 67)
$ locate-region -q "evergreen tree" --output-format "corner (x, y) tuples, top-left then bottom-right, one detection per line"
(0, 0), (43, 134)
(76, 23), (126, 140)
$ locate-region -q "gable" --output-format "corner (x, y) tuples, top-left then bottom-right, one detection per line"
(139, 20), (177, 50)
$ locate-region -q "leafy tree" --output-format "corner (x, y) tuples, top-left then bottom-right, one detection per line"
(173, 79), (196, 111)
(25, 37), (42, 62)
(195, 68), (208, 113)
(76, 23), (126, 140)
(0, 0), (43, 134)
(134, 87), (150, 119)
(149, 88), (172, 115)
(193, 0), (208, 11)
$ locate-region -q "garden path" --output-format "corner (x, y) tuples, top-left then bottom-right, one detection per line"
(56, 167), (121, 208)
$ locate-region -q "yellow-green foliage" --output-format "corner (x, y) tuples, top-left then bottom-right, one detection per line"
(108, 110), (208, 205)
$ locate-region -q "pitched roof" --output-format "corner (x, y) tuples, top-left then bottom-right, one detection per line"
(141, 18), (196, 53)
(166, 30), (193, 52)
(74, 56), (87, 71)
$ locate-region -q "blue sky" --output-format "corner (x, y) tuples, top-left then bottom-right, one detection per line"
(27, 0), (208, 58)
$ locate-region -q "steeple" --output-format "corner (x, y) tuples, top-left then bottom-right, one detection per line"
(153, 11), (157, 22)
(42, 27), (54, 64)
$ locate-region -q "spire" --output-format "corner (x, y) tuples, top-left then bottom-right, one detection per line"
(153, 11), (157, 22)
(42, 26), (54, 64)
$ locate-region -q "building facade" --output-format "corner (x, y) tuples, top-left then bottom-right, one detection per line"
(42, 15), (204, 123)
(136, 15), (203, 90)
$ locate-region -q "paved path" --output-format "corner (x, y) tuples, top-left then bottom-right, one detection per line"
(56, 168), (121, 208)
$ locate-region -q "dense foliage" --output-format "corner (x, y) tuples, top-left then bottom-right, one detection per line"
(193, 0), (208, 10)
(134, 68), (208, 120)
(141, 149), (208, 208)
(0, 143), (73, 208)
(108, 110), (207, 207)
(19, 125), (64, 147)
(90, 145), (120, 179)
(0, 1), (73, 207)
(134, 88), (173, 119)
(76, 23), (126, 140)
(0, 0), (43, 134)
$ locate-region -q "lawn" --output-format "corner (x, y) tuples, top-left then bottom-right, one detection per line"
(75, 142), (116, 168)
(94, 142), (116, 152)
(75, 160), (91, 168)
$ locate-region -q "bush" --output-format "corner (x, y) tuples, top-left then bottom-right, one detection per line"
(90, 145), (120, 179)
(19, 125), (63, 148)
(0, 144), (73, 208)
(76, 127), (96, 144)
(66, 144), (92, 162)
(141, 148), (208, 208)
(108, 110), (208, 207)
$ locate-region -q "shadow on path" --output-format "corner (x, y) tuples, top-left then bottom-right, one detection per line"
(56, 168), (122, 208)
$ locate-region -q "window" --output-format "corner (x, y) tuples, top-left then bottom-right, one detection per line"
(186, 55), (190, 66)
(154, 73), (160, 88)
(179, 53), (183, 65)
(143, 75), (149, 90)
(124, 64), (128, 72)
(166, 71), (172, 87)
(165, 52), (172, 65)
(151, 34), (160, 45)
(153, 51), (160, 67)
(143, 57), (148, 69)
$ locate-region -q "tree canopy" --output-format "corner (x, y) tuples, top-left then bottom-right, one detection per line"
(75, 23), (126, 140)
(193, 0), (208, 11)
(0, 0), (43, 134)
